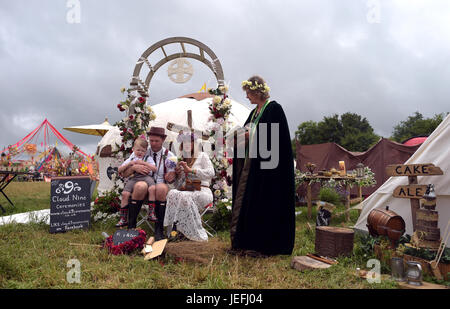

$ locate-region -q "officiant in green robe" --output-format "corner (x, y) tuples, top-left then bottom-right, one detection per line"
(230, 76), (296, 257)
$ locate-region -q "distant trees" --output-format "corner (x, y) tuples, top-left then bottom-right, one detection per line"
(294, 112), (379, 152)
(390, 112), (448, 142)
(292, 111), (448, 158)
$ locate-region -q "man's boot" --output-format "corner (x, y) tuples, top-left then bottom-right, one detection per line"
(154, 201), (167, 241)
(128, 200), (143, 229)
(115, 206), (128, 227)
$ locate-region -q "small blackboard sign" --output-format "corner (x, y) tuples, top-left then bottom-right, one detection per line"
(50, 176), (91, 233)
(112, 229), (140, 246)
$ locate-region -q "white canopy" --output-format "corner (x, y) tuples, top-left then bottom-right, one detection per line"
(64, 118), (114, 137)
(354, 114), (450, 247)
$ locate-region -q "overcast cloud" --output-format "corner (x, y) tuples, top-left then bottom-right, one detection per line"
(1, 0), (449, 155)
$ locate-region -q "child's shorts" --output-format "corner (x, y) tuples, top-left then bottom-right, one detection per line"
(123, 175), (155, 193)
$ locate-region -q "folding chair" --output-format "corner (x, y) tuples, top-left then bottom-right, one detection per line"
(136, 203), (155, 232)
(200, 203), (216, 237)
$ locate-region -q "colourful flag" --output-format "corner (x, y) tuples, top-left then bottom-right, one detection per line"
(197, 83), (207, 93)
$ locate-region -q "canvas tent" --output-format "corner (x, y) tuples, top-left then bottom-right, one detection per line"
(95, 93), (250, 195)
(296, 138), (420, 197)
(354, 114), (450, 247)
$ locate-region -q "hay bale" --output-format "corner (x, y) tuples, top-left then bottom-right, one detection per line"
(164, 238), (228, 264)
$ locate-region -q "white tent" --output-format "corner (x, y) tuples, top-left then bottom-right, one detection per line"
(148, 93), (251, 146)
(95, 93), (251, 195)
(354, 114), (450, 247)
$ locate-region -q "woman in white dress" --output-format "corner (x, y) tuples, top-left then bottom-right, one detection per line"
(164, 132), (215, 241)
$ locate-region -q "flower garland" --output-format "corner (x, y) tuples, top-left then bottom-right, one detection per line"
(241, 80), (270, 93)
(207, 85), (233, 202)
(103, 229), (147, 255)
(115, 87), (156, 159)
(295, 167), (376, 189)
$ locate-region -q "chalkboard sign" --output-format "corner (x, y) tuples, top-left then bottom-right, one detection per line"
(50, 176), (91, 233)
(112, 229), (140, 246)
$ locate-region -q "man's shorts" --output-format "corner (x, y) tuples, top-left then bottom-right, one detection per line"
(123, 174), (155, 193)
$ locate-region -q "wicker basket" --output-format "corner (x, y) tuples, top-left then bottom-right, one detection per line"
(315, 226), (354, 258)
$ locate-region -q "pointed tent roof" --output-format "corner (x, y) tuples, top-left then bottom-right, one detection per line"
(354, 114), (450, 247)
(1, 119), (87, 159)
(63, 118), (114, 137)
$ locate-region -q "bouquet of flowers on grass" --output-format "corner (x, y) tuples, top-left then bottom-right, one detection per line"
(103, 229), (147, 255)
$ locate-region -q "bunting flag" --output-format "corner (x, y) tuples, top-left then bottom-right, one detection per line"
(197, 83), (207, 93)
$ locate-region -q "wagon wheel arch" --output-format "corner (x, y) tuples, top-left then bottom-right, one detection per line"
(130, 37), (225, 97)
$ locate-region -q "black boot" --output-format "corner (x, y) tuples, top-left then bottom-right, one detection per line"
(154, 201), (167, 241)
(127, 200), (143, 229)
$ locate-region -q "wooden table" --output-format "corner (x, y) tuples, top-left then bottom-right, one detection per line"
(0, 170), (36, 213)
(303, 175), (362, 221)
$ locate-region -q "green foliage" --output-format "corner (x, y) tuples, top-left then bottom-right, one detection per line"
(362, 233), (450, 264)
(93, 190), (120, 214)
(295, 120), (321, 145)
(294, 112), (379, 152)
(355, 233), (380, 257)
(404, 246), (450, 264)
(318, 187), (343, 206)
(92, 190), (121, 222)
(208, 199), (232, 232)
(391, 111), (448, 142)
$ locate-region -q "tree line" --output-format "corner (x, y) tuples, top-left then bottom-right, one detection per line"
(292, 111), (448, 154)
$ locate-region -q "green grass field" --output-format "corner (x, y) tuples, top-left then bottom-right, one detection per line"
(0, 182), (51, 216)
(0, 182), (429, 289)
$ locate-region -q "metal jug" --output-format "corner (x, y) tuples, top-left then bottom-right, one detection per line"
(391, 257), (405, 281)
(405, 261), (422, 286)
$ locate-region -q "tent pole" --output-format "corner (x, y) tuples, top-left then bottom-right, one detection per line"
(408, 175), (419, 231)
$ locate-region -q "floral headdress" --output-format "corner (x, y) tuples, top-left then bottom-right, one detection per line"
(176, 131), (200, 143)
(241, 80), (270, 93)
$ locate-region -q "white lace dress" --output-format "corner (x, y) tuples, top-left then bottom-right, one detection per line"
(164, 152), (215, 241)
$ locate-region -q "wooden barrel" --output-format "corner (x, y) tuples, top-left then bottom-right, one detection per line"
(366, 208), (405, 240)
(315, 226), (354, 258)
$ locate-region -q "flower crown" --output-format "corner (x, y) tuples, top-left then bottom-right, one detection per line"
(176, 131), (200, 143)
(241, 80), (270, 93)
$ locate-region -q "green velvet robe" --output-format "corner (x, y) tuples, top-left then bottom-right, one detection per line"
(231, 101), (296, 255)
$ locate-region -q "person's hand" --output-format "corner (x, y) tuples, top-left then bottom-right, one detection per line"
(165, 171), (176, 183)
(235, 129), (249, 149)
(175, 163), (183, 176)
(179, 161), (192, 174)
(133, 162), (151, 175)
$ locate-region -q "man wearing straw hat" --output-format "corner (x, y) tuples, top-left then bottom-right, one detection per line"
(120, 126), (176, 240)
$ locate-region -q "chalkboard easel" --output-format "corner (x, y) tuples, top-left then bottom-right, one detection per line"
(50, 176), (92, 233)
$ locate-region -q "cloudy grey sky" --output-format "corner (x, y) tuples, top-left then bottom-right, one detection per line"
(1, 0), (449, 155)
